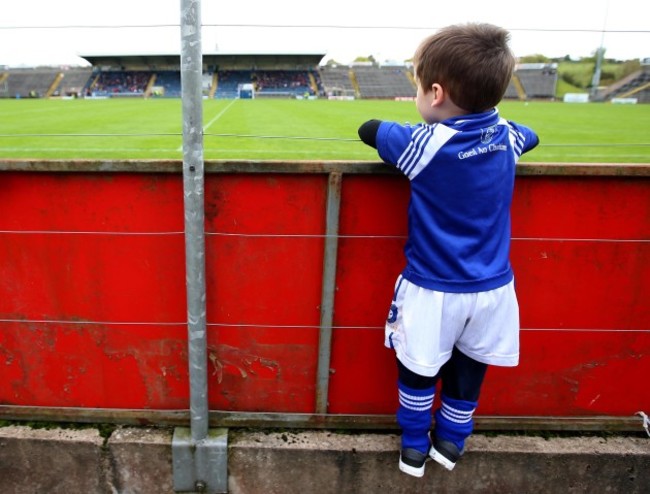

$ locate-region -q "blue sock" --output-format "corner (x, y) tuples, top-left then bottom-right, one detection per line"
(397, 381), (435, 454)
(434, 394), (477, 451)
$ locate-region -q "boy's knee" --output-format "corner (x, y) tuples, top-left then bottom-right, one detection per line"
(397, 358), (438, 389)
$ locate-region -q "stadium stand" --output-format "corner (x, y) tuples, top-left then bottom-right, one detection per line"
(214, 70), (253, 99)
(504, 80), (520, 99)
(352, 66), (416, 99)
(90, 71), (152, 97)
(322, 63), (558, 101)
(0, 68), (60, 98)
(351, 65), (416, 99)
(56, 68), (94, 97)
(0, 62), (559, 101)
(253, 70), (314, 97)
(503, 63), (558, 101)
(203, 72), (215, 98)
(212, 69), (318, 99)
(153, 71), (182, 98)
(4, 54), (648, 104)
(318, 65), (356, 98)
(595, 64), (650, 103)
(504, 73), (527, 100)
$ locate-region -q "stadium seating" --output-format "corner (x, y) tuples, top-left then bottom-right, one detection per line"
(253, 70), (314, 97)
(503, 64), (558, 101)
(57, 68), (94, 97)
(596, 67), (650, 103)
(153, 71), (182, 98)
(318, 66), (356, 98)
(351, 65), (416, 99)
(213, 70), (318, 99)
(10, 59), (650, 104)
(0, 69), (60, 98)
(504, 80), (520, 99)
(91, 71), (152, 97)
(320, 63), (559, 101)
(0, 64), (558, 101)
(214, 70), (252, 99)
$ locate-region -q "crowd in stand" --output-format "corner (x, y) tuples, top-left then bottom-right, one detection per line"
(215, 70), (317, 95)
(4, 66), (570, 101)
(92, 71), (151, 95)
(252, 70), (312, 93)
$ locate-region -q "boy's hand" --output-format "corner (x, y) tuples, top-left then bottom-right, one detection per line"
(358, 119), (382, 149)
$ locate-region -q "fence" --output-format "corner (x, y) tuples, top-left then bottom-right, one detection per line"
(0, 160), (648, 433)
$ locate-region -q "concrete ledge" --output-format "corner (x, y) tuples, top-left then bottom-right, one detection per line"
(109, 427), (174, 493)
(0, 425), (648, 493)
(0, 425), (105, 494)
(228, 431), (650, 494)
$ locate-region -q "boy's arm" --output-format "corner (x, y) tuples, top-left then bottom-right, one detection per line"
(358, 119), (382, 149)
(510, 121), (540, 154)
(523, 129), (540, 153)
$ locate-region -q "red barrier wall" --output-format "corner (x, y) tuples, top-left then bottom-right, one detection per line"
(0, 162), (648, 421)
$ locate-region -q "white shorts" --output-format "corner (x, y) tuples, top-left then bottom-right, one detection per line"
(385, 276), (520, 377)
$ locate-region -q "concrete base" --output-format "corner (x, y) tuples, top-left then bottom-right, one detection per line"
(1, 425), (648, 493)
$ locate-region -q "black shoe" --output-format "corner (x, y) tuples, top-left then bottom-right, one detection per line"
(429, 436), (464, 471)
(399, 447), (428, 477)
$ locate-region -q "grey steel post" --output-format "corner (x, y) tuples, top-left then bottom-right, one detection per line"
(180, 0), (207, 443)
(315, 172), (342, 414)
(173, 0), (227, 491)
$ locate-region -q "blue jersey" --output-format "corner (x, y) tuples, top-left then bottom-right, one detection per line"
(375, 109), (539, 293)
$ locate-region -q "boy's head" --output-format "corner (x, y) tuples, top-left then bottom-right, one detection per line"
(413, 23), (515, 114)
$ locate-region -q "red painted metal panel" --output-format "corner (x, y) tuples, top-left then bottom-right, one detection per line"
(0, 172), (329, 412)
(0, 171), (186, 323)
(325, 174), (649, 416)
(0, 168), (648, 420)
(329, 328), (395, 415)
(0, 172), (183, 233)
(204, 174), (326, 412)
(333, 175), (408, 327)
(328, 175), (408, 414)
(0, 172), (189, 409)
(0, 323), (188, 408)
(512, 176), (649, 240)
(206, 326), (319, 413)
(512, 241), (649, 330)
(0, 234), (186, 323)
(483, 331), (649, 416)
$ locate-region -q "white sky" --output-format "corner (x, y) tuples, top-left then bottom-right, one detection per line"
(1, 0), (648, 67)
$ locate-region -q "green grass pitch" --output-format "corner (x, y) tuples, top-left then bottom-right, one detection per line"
(0, 98), (648, 163)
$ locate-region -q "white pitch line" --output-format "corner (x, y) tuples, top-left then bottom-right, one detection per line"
(176, 99), (237, 152)
(203, 99), (237, 131)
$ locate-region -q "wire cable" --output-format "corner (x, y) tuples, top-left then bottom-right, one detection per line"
(0, 230), (647, 243)
(0, 318), (647, 332)
(0, 23), (647, 34)
(1, 132), (649, 149)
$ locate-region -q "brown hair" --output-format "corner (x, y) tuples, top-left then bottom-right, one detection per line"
(413, 23), (515, 113)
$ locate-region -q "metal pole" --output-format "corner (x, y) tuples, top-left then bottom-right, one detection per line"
(315, 172), (342, 413)
(180, 0), (207, 442)
(174, 1), (228, 491)
(590, 0), (609, 100)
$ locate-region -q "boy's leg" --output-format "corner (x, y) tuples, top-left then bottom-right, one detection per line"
(396, 358), (438, 477)
(430, 347), (487, 470)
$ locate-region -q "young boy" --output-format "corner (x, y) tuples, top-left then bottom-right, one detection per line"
(358, 23), (539, 478)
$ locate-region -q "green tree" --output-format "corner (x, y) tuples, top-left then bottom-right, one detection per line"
(519, 54), (550, 63)
(353, 55), (377, 65)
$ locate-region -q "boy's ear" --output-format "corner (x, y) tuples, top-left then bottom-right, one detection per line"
(431, 83), (445, 106)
